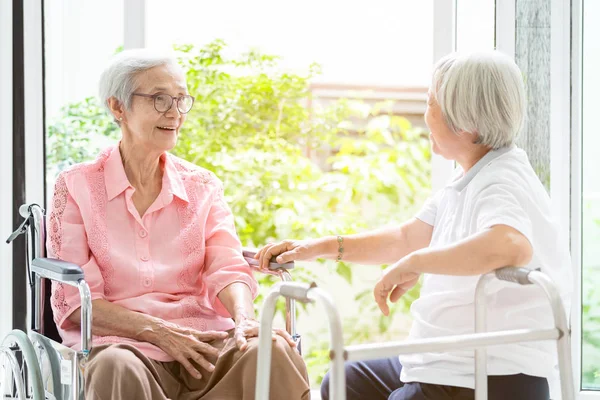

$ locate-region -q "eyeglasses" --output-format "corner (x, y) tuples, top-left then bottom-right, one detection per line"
(132, 93), (195, 114)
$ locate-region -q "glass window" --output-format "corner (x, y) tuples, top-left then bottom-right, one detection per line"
(455, 0), (495, 51)
(45, 1), (123, 121)
(146, 0), (434, 86)
(581, 0), (600, 390)
(44, 0), (123, 193)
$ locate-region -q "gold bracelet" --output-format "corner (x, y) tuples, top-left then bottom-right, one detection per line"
(336, 235), (344, 262)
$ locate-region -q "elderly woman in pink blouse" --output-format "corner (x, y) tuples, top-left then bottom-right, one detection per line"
(47, 49), (309, 400)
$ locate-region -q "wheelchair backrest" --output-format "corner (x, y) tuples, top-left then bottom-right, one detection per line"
(42, 277), (62, 342)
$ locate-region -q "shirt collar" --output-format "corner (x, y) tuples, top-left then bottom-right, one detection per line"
(448, 145), (514, 192)
(103, 146), (189, 203)
(162, 153), (189, 203)
(104, 146), (131, 201)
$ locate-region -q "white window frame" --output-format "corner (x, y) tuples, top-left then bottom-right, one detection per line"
(24, 0), (46, 207)
(431, 0), (457, 191)
(124, 0), (146, 49)
(570, 0), (594, 397)
(0, 0), (14, 337)
(495, 0), (516, 58)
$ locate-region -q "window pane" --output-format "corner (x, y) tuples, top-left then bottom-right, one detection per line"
(581, 0), (600, 390)
(456, 0), (495, 51)
(146, 0), (434, 86)
(44, 0), (123, 188)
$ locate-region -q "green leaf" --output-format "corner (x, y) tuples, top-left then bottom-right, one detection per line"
(335, 262), (352, 284)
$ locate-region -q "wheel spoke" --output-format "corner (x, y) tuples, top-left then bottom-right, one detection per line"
(0, 346), (26, 399)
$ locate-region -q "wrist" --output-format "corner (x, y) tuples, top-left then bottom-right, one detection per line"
(406, 250), (426, 274)
(233, 309), (256, 324)
(137, 317), (167, 344)
(318, 236), (340, 259)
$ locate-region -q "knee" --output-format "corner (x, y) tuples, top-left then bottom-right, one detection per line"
(244, 336), (308, 388)
(320, 361), (362, 400)
(245, 336), (299, 368)
(321, 371), (331, 400)
(86, 345), (147, 384)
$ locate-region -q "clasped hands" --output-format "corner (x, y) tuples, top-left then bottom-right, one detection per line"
(154, 316), (296, 380)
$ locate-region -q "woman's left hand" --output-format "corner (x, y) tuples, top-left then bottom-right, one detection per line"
(233, 317), (297, 352)
(374, 256), (421, 316)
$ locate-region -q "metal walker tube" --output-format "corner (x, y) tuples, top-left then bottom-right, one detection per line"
(256, 268), (574, 400)
(255, 282), (346, 400)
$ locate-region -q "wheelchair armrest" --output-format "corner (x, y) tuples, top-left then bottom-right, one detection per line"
(242, 248), (294, 271)
(31, 258), (84, 283)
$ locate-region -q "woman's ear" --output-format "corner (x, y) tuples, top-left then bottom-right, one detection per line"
(107, 97), (124, 122)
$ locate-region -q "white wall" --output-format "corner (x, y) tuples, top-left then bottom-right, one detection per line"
(0, 0), (14, 338)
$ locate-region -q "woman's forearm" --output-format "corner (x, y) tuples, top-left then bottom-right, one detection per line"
(409, 225), (533, 276)
(317, 218), (434, 265)
(217, 282), (255, 322)
(67, 299), (167, 344)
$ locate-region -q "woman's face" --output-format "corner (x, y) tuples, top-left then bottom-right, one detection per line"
(121, 63), (189, 152)
(424, 91), (463, 160)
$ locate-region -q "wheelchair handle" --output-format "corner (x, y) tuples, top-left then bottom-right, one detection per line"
(19, 204), (31, 218)
(242, 249), (294, 270)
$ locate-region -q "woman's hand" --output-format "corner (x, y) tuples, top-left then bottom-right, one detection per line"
(255, 239), (325, 270)
(153, 322), (228, 379)
(373, 255), (421, 316)
(233, 316), (297, 352)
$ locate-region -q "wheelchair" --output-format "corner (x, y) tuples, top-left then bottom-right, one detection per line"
(256, 269), (575, 399)
(2, 203), (300, 400)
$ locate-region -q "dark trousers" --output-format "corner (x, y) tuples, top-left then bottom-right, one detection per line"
(320, 357), (549, 400)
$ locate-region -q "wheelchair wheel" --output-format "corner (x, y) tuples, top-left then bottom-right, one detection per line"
(31, 334), (63, 400)
(1, 330), (44, 399)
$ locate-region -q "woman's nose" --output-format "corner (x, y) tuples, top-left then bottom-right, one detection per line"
(164, 101), (182, 118)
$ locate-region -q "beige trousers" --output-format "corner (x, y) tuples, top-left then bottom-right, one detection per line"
(84, 333), (310, 400)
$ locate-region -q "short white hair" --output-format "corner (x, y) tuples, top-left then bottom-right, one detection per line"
(98, 48), (180, 116)
(431, 51), (526, 149)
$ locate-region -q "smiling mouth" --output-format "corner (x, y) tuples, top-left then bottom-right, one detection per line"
(157, 126), (177, 131)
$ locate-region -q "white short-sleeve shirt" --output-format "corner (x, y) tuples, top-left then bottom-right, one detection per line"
(399, 146), (573, 396)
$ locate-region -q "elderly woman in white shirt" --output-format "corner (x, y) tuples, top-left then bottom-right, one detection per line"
(256, 51), (573, 400)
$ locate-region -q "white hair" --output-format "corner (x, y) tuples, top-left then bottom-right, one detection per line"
(98, 48), (180, 118)
(431, 51), (526, 149)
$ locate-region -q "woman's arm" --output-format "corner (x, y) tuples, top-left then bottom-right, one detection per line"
(257, 217), (434, 267)
(67, 299), (171, 341)
(407, 224), (533, 276)
(374, 224), (533, 315)
(216, 281), (296, 350)
(67, 299), (227, 378)
(200, 180), (296, 350)
(216, 282), (255, 323)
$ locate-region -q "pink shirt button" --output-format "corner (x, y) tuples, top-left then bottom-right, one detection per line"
(139, 230), (147, 238)
(140, 255), (149, 262)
